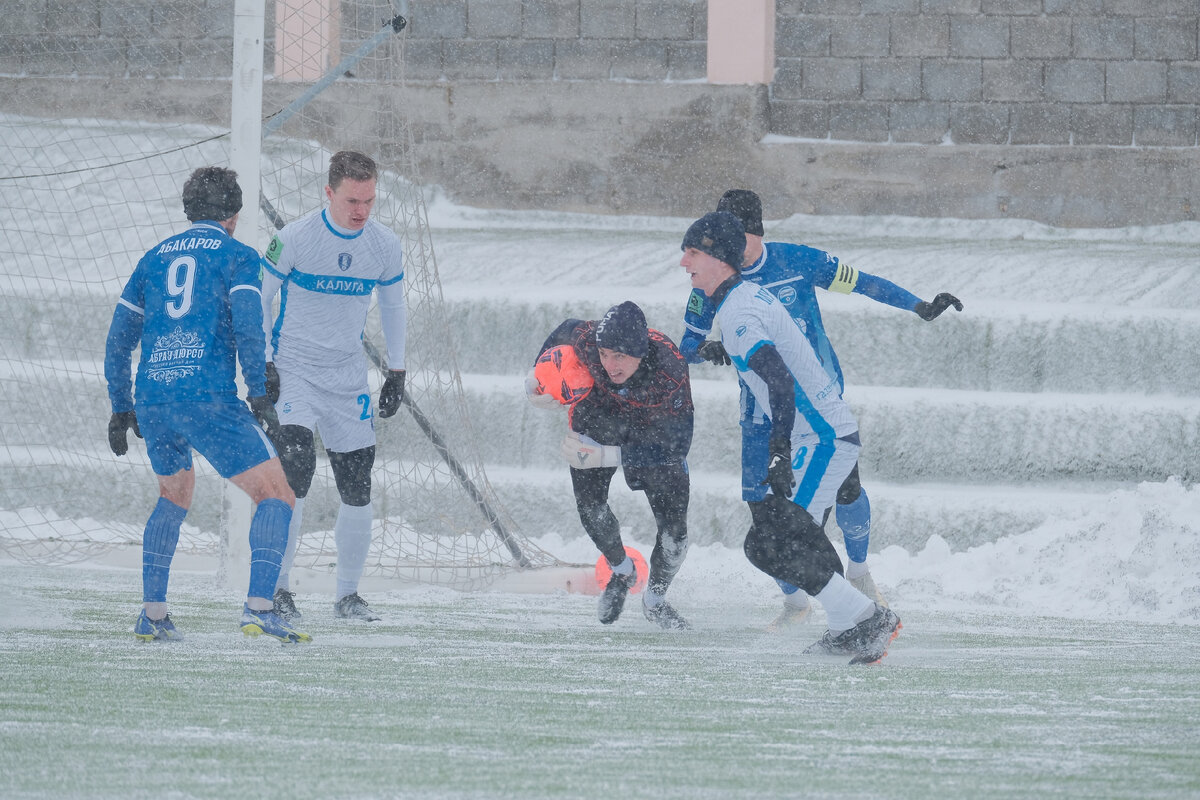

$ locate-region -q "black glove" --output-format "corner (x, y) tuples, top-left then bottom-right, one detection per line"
(914, 292), (963, 321)
(378, 369), (406, 418)
(762, 438), (795, 499)
(248, 395), (281, 442)
(107, 411), (141, 456)
(697, 340), (731, 366)
(265, 361), (280, 404)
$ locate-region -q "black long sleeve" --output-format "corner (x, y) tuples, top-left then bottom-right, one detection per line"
(747, 344), (795, 448)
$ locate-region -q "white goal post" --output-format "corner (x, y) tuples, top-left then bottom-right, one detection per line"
(0, 0), (576, 593)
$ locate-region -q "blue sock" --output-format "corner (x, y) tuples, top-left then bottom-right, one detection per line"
(776, 579), (800, 595)
(142, 497), (187, 603)
(247, 499), (292, 601)
(837, 489), (871, 564)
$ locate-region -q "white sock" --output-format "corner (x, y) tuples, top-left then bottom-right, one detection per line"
(643, 589), (664, 608)
(246, 596), (273, 612)
(815, 573), (875, 633)
(784, 592), (811, 610)
(610, 555), (634, 576)
(334, 502), (373, 600)
(275, 496), (305, 592)
(845, 559), (869, 581)
(143, 601), (167, 620)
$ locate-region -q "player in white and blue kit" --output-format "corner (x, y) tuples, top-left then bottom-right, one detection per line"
(680, 211), (901, 664)
(104, 166), (310, 643)
(260, 150), (407, 623)
(681, 189), (961, 627)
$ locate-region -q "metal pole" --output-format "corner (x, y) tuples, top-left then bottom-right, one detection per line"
(223, 0), (267, 593)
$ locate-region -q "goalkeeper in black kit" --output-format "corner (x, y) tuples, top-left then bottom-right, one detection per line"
(526, 301), (695, 629)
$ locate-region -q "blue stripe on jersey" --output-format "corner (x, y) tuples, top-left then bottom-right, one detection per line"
(321, 210), (364, 240)
(793, 375), (837, 442)
(378, 271), (404, 286)
(286, 269), (376, 296)
(810, 313), (839, 386)
(732, 338), (836, 442)
(730, 338), (774, 371)
(262, 256), (287, 280)
(271, 284), (289, 354)
(794, 440), (835, 508)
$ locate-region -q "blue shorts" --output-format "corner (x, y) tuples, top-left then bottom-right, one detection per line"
(137, 399), (278, 478)
(741, 419), (861, 521)
(740, 419), (772, 503)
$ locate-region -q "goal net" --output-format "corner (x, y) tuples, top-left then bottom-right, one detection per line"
(0, 1), (564, 590)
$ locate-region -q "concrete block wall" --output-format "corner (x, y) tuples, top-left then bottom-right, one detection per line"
(5, 1), (1195, 147)
(398, 0), (707, 81)
(3, 1), (1198, 226)
(0, 1), (705, 81)
(772, 1), (1200, 146)
(0, 0), (247, 79)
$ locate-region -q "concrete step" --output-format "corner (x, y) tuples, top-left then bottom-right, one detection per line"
(1, 415), (1127, 557)
(8, 290), (1199, 397)
(12, 358), (1197, 488)
(483, 464), (1115, 555)
(437, 295), (1200, 396)
(400, 374), (1199, 486)
(2, 363), (1170, 558)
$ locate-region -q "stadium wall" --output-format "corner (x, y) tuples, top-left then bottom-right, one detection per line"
(2, 0), (1197, 227)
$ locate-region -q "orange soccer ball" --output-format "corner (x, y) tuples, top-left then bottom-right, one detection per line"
(534, 345), (594, 405)
(594, 546), (649, 594)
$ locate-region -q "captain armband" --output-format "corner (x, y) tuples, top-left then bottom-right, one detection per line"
(828, 261), (859, 294)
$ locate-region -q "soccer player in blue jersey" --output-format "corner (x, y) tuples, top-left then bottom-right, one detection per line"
(680, 189), (961, 629)
(260, 150), (408, 623)
(104, 166), (310, 644)
(680, 211), (901, 664)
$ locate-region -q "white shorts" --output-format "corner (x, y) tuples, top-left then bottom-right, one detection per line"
(274, 357), (376, 453)
(789, 435), (861, 524)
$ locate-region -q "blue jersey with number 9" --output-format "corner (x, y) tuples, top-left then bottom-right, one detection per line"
(105, 221), (268, 412)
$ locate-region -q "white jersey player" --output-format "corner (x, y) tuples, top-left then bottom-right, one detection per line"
(260, 150), (407, 623)
(680, 211), (901, 665)
(718, 280), (860, 515)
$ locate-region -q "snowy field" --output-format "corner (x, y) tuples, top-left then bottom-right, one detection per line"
(3, 546), (1200, 800)
(3, 120), (1200, 797)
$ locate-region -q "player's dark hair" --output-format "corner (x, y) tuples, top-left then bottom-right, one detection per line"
(328, 150), (377, 190)
(181, 166), (242, 223)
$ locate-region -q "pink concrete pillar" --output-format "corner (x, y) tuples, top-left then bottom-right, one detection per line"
(274, 0), (339, 82)
(707, 0), (775, 85)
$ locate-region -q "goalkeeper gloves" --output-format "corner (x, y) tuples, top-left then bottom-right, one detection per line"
(248, 395), (281, 443)
(524, 368), (561, 410)
(762, 437), (795, 499)
(914, 292), (963, 321)
(560, 430), (621, 469)
(378, 370), (406, 418)
(107, 411), (141, 456)
(265, 361), (280, 404)
(696, 340), (731, 366)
